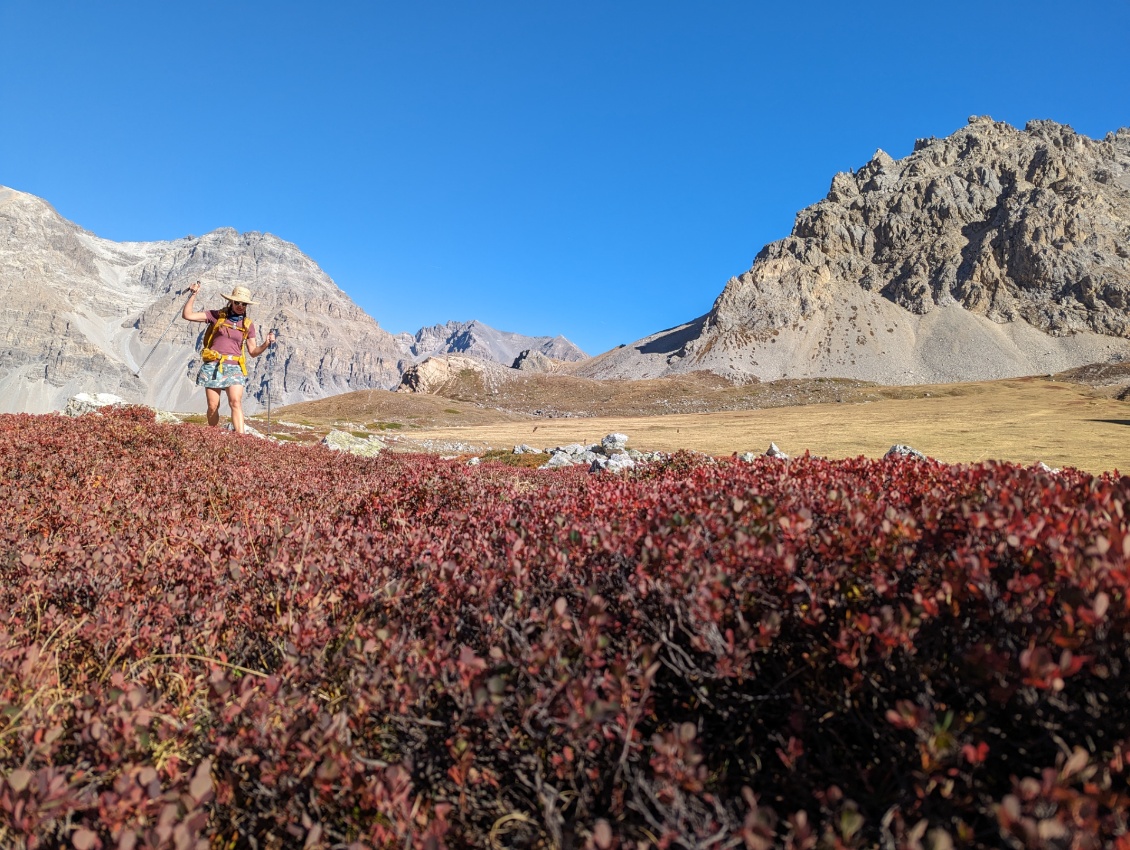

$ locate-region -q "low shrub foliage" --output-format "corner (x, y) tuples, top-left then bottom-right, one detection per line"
(1, 407), (1129, 848)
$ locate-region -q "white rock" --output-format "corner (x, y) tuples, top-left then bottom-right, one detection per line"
(601, 433), (629, 453)
(321, 429), (386, 457)
(541, 453), (577, 469)
(598, 452), (636, 474)
(63, 392), (128, 416)
(885, 444), (928, 460)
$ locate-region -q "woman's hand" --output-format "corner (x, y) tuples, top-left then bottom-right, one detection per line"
(266, 331), (277, 346)
(182, 282), (207, 321)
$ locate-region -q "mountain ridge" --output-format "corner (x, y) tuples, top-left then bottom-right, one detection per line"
(401, 319), (586, 365)
(578, 117), (1130, 384)
(0, 187), (585, 414)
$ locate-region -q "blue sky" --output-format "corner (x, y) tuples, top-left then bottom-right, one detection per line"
(3, 1), (1128, 356)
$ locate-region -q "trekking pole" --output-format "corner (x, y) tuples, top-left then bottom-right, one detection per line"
(133, 288), (189, 378)
(265, 329), (279, 437)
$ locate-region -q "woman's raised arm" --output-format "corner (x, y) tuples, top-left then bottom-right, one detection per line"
(182, 281), (210, 322)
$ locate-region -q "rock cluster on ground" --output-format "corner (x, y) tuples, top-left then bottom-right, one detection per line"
(580, 117), (1130, 386)
(537, 433), (667, 473)
(736, 442), (790, 462)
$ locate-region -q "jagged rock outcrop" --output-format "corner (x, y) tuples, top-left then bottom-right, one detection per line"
(0, 187), (412, 414)
(512, 349), (558, 372)
(396, 355), (509, 395)
(580, 118), (1130, 385)
(406, 319), (586, 366)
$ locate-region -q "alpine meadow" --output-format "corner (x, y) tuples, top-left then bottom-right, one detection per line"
(4, 2), (1130, 846)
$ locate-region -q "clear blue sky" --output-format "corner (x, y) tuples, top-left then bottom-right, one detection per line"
(3, 1), (1128, 355)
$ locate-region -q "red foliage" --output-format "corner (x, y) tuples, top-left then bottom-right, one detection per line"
(1, 407), (1128, 848)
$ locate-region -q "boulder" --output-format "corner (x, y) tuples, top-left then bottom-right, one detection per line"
(321, 430), (386, 457)
(63, 392), (128, 417)
(542, 452), (577, 469)
(63, 392), (182, 424)
(885, 444), (928, 461)
(601, 433), (629, 454)
(591, 452), (635, 474)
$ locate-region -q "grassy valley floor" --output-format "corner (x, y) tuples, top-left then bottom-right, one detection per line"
(387, 378), (1130, 473)
(260, 374), (1130, 474)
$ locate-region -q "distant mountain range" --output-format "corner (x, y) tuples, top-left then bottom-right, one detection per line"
(5, 116), (1130, 415)
(398, 320), (586, 366)
(0, 187), (586, 414)
(578, 117), (1130, 384)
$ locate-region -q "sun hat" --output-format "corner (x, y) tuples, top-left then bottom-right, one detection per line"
(220, 285), (257, 305)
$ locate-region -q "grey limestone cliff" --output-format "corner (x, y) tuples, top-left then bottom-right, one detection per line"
(0, 187), (409, 413)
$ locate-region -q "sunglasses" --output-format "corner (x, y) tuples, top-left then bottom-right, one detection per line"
(231, 301), (248, 307)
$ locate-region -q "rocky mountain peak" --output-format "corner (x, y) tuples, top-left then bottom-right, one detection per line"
(711, 117), (1130, 338)
(1, 186), (590, 414)
(579, 118), (1130, 386)
(406, 319), (587, 365)
(0, 186), (411, 413)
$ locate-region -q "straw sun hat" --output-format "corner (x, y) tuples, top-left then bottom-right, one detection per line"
(220, 285), (258, 305)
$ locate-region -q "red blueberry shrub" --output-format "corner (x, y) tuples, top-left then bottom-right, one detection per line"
(0, 408), (1128, 848)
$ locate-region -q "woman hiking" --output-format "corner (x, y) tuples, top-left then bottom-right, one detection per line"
(182, 281), (275, 435)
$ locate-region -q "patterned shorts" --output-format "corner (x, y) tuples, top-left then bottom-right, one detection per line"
(196, 361), (247, 389)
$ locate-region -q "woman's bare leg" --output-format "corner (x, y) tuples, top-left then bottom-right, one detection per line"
(227, 384), (245, 434)
(205, 388), (222, 427)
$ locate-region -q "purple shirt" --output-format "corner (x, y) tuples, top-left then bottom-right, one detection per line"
(205, 310), (256, 357)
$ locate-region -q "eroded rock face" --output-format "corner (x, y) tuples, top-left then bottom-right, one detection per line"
(0, 187), (410, 414)
(710, 117), (1130, 339)
(512, 349), (556, 372)
(580, 118), (1130, 385)
(396, 355), (508, 394)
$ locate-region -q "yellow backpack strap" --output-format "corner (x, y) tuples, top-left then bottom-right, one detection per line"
(202, 310), (226, 350)
(237, 319), (252, 375)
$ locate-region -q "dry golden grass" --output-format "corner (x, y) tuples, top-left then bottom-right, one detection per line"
(402, 377), (1130, 474)
(265, 371), (1130, 473)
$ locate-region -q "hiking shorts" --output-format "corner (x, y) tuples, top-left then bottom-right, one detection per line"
(196, 361), (247, 390)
